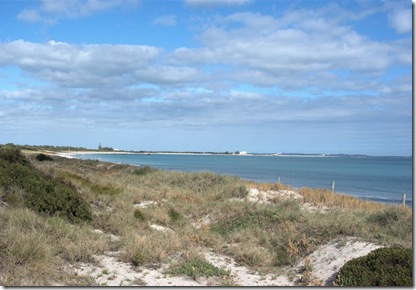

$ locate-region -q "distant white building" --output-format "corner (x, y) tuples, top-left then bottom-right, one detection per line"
(239, 151), (248, 155)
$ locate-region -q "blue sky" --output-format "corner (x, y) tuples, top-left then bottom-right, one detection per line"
(0, 0), (412, 155)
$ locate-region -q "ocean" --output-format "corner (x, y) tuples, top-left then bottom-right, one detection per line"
(74, 153), (413, 207)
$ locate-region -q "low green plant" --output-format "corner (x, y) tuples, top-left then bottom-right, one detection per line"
(211, 200), (302, 236)
(167, 256), (229, 279)
(132, 165), (155, 176)
(0, 145), (28, 165)
(366, 205), (412, 245)
(0, 147), (92, 223)
(221, 185), (248, 199)
(89, 183), (120, 196)
(57, 171), (120, 196)
(35, 154), (54, 162)
(133, 209), (146, 222)
(335, 247), (412, 286)
(168, 207), (182, 222)
(367, 206), (404, 224)
(131, 251), (145, 267)
(169, 172), (229, 193)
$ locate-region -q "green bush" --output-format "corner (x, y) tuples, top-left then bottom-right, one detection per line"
(168, 207), (182, 222)
(170, 172), (229, 193)
(35, 153), (54, 162)
(212, 200), (302, 236)
(89, 183), (120, 196)
(367, 206), (404, 225)
(133, 165), (155, 176)
(167, 257), (229, 278)
(336, 247), (412, 286)
(0, 147), (92, 223)
(0, 145), (28, 165)
(133, 209), (146, 222)
(60, 172), (120, 196)
(366, 206), (412, 244)
(222, 185), (248, 199)
(132, 251), (145, 267)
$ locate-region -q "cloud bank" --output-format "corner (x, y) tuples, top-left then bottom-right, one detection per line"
(1, 0), (412, 155)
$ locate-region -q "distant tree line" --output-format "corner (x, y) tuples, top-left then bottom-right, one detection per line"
(3, 143), (93, 152)
(98, 143), (114, 151)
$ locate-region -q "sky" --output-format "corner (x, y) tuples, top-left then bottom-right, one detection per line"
(0, 0), (412, 156)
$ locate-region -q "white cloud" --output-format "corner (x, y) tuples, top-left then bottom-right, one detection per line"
(0, 40), (161, 87)
(153, 15), (177, 26)
(185, 0), (251, 7)
(134, 65), (203, 86)
(16, 9), (43, 23)
(169, 10), (410, 91)
(16, 0), (140, 24)
(388, 9), (412, 33)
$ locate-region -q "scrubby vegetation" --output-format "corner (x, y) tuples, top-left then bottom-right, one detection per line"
(0, 145), (412, 286)
(0, 145), (92, 222)
(335, 247), (412, 286)
(167, 256), (229, 279)
(35, 153), (54, 162)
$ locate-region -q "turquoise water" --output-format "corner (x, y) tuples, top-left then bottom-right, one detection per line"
(75, 153), (413, 207)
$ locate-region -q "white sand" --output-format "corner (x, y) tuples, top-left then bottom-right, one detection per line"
(63, 186), (382, 286)
(66, 236), (380, 286)
(305, 238), (382, 285)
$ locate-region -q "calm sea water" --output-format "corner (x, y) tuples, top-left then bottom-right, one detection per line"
(74, 153), (413, 207)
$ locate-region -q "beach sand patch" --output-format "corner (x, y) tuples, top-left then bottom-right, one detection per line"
(296, 237), (382, 286)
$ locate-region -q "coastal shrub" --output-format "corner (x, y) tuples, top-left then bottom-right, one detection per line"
(367, 205), (408, 225)
(0, 147), (92, 223)
(132, 251), (145, 267)
(212, 201), (302, 236)
(60, 172), (120, 196)
(168, 207), (182, 222)
(25, 179), (92, 223)
(221, 185), (248, 199)
(167, 256), (229, 279)
(273, 244), (292, 266)
(366, 205), (412, 245)
(89, 183), (120, 196)
(170, 172), (229, 193)
(0, 145), (28, 165)
(335, 247), (412, 286)
(133, 209), (146, 222)
(35, 153), (54, 162)
(4, 186), (26, 207)
(133, 165), (155, 176)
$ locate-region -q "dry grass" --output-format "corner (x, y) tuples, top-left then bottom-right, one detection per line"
(0, 150), (412, 286)
(0, 207), (109, 285)
(300, 187), (386, 211)
(122, 229), (183, 267)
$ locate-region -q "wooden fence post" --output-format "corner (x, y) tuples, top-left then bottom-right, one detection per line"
(277, 176), (280, 185)
(331, 181), (335, 193)
(402, 193), (406, 206)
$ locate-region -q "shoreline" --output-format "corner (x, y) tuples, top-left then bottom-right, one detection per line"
(49, 151), (413, 208)
(52, 151), (412, 208)
(54, 151), (373, 158)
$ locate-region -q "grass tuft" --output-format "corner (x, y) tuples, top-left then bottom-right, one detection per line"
(167, 256), (229, 279)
